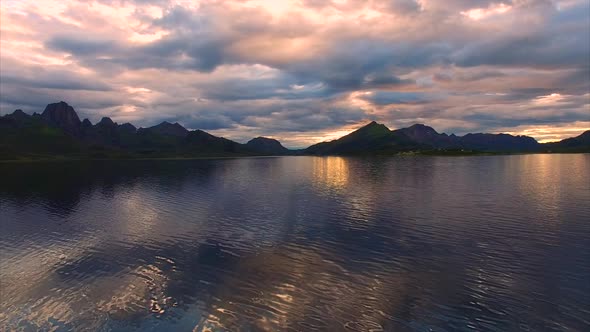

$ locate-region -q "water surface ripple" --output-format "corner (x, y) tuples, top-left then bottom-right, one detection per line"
(0, 155), (589, 331)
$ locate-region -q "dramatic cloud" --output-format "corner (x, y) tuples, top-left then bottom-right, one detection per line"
(1, 0), (588, 147)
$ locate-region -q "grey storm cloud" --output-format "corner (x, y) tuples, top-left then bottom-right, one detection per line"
(200, 78), (332, 101)
(41, 1), (588, 83)
(46, 36), (119, 56)
(46, 34), (229, 72)
(1, 0), (589, 146)
(1, 74), (111, 92)
(361, 91), (434, 105)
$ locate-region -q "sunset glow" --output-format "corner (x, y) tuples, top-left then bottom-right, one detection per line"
(461, 3), (512, 20)
(1, 0), (588, 147)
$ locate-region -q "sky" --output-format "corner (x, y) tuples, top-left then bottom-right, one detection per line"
(1, 0), (589, 148)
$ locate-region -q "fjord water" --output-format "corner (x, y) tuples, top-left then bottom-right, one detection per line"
(1, 155), (589, 331)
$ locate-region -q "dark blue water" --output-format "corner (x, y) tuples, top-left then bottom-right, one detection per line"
(1, 155), (589, 331)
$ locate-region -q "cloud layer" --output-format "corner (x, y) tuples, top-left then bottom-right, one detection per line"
(1, 0), (588, 147)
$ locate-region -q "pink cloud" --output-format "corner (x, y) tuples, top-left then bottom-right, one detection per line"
(0, 0), (588, 146)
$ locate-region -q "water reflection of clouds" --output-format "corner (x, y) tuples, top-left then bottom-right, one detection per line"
(1, 156), (589, 331)
(1, 160), (297, 329)
(0, 233), (104, 329)
(193, 245), (428, 331)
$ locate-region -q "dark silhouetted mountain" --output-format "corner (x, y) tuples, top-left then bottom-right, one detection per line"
(458, 133), (539, 152)
(306, 121), (550, 155)
(1, 109), (30, 127)
(118, 123), (137, 134)
(0, 102), (300, 159)
(94, 117), (118, 139)
(82, 117), (131, 147)
(396, 123), (439, 141)
(131, 121), (191, 153)
(393, 124), (540, 152)
(543, 131), (590, 152)
(1, 109), (38, 127)
(41, 101), (82, 136)
(5, 109), (29, 121)
(183, 130), (249, 154)
(246, 137), (290, 155)
(97, 116), (116, 127)
(1, 101), (588, 160)
(306, 121), (425, 155)
(0, 108), (84, 159)
(132, 122), (187, 153)
(81, 118), (93, 129)
(0, 102), (259, 159)
(393, 124), (458, 148)
(139, 121), (188, 138)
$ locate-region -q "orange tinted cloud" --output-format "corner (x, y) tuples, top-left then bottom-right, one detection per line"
(0, 0), (588, 146)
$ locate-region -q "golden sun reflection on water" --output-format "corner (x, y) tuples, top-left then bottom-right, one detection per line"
(312, 157), (350, 190)
(515, 154), (571, 221)
(311, 156), (381, 229)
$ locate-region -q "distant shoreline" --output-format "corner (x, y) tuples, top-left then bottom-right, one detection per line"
(2, 151), (588, 163)
(0, 155), (284, 163)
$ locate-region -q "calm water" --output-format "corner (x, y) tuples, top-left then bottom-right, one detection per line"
(1, 155), (589, 331)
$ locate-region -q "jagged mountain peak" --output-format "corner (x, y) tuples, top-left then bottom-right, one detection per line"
(41, 101), (82, 136)
(143, 121), (189, 137)
(6, 109), (30, 121)
(349, 121), (390, 137)
(97, 117), (116, 127)
(158, 121), (183, 127)
(361, 120), (388, 129)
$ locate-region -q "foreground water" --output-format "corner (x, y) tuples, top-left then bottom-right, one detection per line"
(1, 155), (589, 331)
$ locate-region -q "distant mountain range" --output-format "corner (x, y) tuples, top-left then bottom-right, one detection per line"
(1, 101), (588, 160)
(305, 121), (568, 155)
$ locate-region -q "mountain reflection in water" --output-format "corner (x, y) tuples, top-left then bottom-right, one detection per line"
(1, 155), (589, 331)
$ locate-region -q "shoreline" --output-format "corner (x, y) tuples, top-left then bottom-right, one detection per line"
(1, 151), (587, 163)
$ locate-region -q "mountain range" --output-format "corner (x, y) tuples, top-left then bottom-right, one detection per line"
(305, 122), (552, 155)
(1, 101), (588, 160)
